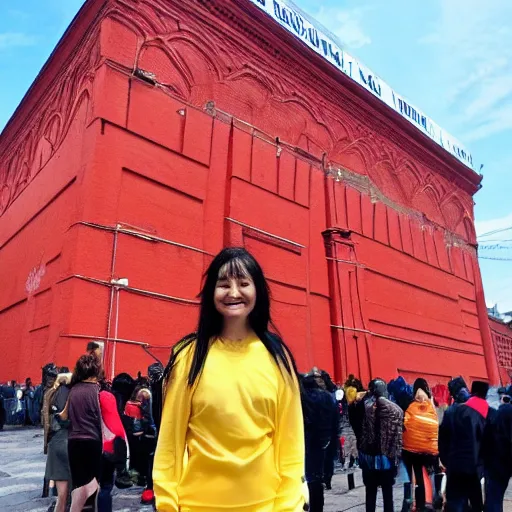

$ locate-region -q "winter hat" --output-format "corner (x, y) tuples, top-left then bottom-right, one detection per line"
(448, 377), (470, 403)
(471, 381), (489, 399)
(369, 378), (388, 399)
(148, 362), (164, 382)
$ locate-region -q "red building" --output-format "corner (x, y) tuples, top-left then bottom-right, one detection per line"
(489, 315), (512, 384)
(0, 0), (501, 386)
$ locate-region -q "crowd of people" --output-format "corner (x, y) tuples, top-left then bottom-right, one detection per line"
(300, 371), (512, 512)
(2, 246), (512, 512)
(0, 376), (40, 428)
(36, 344), (162, 512)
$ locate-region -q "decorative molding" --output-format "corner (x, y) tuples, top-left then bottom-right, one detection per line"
(0, 0), (478, 244)
(106, 0), (477, 241)
(0, 25), (101, 217)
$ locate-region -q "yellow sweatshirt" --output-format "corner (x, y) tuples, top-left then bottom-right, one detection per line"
(153, 335), (305, 512)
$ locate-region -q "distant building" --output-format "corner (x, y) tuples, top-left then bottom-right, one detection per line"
(489, 312), (512, 383)
(488, 304), (512, 324)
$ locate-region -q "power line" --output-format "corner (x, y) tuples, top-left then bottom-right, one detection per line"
(477, 226), (512, 239)
(479, 256), (512, 261)
(479, 244), (512, 250)
(477, 239), (512, 243)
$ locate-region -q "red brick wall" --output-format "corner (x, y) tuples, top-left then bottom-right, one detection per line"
(0, 0), (497, 385)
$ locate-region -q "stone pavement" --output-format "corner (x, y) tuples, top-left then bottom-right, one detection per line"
(2, 426), (512, 511)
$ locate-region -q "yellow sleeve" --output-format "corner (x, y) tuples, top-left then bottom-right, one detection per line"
(153, 346), (193, 512)
(274, 370), (305, 512)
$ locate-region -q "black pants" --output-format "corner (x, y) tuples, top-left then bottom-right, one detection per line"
(323, 440), (336, 488)
(445, 472), (483, 512)
(402, 450), (440, 509)
(485, 475), (510, 512)
(144, 437), (156, 490)
(306, 442), (327, 512)
(308, 481), (324, 512)
(363, 469), (395, 512)
(132, 435), (156, 487)
(98, 457), (115, 512)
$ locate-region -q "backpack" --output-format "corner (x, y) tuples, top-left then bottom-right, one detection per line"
(403, 399), (439, 455)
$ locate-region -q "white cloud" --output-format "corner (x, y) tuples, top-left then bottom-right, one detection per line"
(0, 32), (35, 50)
(420, 0), (512, 142)
(314, 7), (372, 49)
(464, 103), (512, 142)
(481, 271), (512, 313)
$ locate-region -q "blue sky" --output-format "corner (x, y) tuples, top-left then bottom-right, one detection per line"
(1, 0), (511, 311)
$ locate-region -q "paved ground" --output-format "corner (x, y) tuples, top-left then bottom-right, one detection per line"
(1, 426), (512, 511)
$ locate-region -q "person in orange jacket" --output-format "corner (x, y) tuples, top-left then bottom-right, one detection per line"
(401, 378), (441, 512)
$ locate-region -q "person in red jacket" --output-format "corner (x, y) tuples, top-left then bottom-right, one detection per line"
(98, 380), (130, 512)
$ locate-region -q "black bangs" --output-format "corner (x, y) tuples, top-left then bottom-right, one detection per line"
(217, 258), (251, 280)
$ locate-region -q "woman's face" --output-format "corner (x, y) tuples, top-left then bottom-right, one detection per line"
(214, 267), (256, 321)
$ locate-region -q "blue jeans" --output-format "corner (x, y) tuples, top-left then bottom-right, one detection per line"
(485, 476), (510, 512)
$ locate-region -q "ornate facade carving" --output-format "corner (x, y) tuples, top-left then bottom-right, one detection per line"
(112, 0), (478, 243)
(0, 25), (101, 217)
(0, 0), (480, 245)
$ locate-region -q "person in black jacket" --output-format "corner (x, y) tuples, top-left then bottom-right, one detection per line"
(482, 386), (512, 512)
(301, 372), (339, 512)
(139, 361), (164, 505)
(439, 380), (489, 512)
(350, 379), (404, 512)
(319, 370), (341, 490)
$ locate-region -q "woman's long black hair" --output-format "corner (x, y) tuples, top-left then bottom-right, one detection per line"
(164, 247), (298, 386)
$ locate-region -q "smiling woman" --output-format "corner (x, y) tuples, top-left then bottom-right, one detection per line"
(214, 256), (257, 320)
(153, 247), (305, 512)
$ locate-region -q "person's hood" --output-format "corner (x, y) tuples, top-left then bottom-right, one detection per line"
(415, 388), (429, 403)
